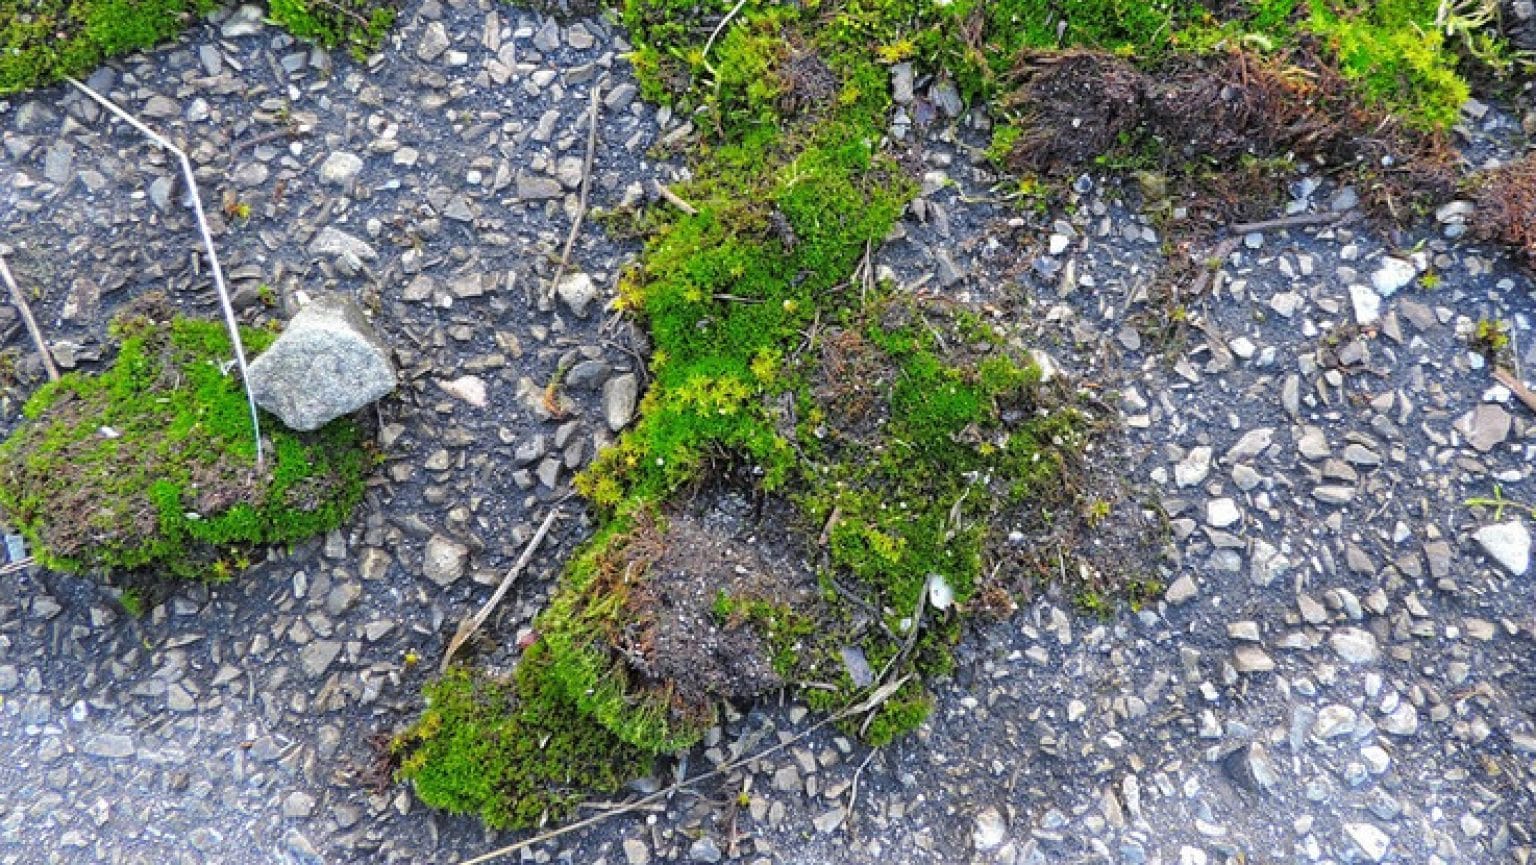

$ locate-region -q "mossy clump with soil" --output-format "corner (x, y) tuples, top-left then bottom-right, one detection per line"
(398, 0), (1533, 832)
(0, 0), (398, 94)
(0, 312), (369, 580)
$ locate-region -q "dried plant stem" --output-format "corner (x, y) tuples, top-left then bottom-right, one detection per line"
(548, 77), (605, 301)
(66, 77), (264, 468)
(0, 252), (60, 382)
(441, 507), (561, 672)
(1227, 211), (1347, 234)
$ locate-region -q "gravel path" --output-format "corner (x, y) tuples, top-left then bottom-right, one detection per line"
(1, 3), (1533, 864)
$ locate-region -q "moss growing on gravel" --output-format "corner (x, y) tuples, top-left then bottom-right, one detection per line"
(0, 0), (397, 95)
(394, 657), (652, 830)
(399, 0), (1531, 832)
(268, 0), (399, 60)
(0, 314), (368, 579)
(0, 0), (213, 94)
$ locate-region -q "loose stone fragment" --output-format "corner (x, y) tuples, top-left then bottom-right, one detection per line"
(248, 294), (397, 431)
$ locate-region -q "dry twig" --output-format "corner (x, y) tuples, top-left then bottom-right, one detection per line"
(1228, 211), (1349, 234)
(654, 181), (699, 215)
(548, 77), (606, 302)
(441, 508), (562, 672)
(66, 77), (264, 467)
(0, 252), (60, 382)
(1493, 367), (1536, 415)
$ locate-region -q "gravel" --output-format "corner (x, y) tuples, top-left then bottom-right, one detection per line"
(1, 1), (1534, 864)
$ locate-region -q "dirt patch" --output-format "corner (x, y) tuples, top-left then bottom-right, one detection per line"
(813, 327), (896, 442)
(615, 494), (819, 713)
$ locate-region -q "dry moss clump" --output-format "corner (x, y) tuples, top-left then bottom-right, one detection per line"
(1473, 153), (1536, 268)
(0, 313), (369, 580)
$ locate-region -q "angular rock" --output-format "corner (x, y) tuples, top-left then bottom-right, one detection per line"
(248, 294), (397, 431)
(308, 226), (378, 262)
(82, 734), (135, 759)
(319, 152), (364, 185)
(557, 273), (598, 317)
(973, 807), (1007, 851)
(423, 534), (469, 586)
(1473, 521), (1531, 575)
(1369, 257), (1416, 295)
(1329, 627), (1379, 664)
(1455, 404), (1512, 453)
(1344, 822), (1391, 862)
(603, 373), (639, 431)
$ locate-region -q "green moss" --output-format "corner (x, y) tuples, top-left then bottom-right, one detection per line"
(394, 657), (652, 830)
(0, 0), (214, 94)
(268, 0), (398, 61)
(0, 0), (397, 95)
(0, 316), (368, 579)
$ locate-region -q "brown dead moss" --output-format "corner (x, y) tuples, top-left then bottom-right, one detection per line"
(1473, 153), (1536, 268)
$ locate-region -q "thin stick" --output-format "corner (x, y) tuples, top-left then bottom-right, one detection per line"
(66, 77), (264, 468)
(441, 507), (561, 672)
(1493, 367), (1536, 415)
(548, 78), (605, 302)
(839, 747), (880, 832)
(452, 675), (910, 865)
(702, 0), (751, 61)
(1227, 211), (1346, 234)
(0, 253), (60, 382)
(654, 181), (699, 215)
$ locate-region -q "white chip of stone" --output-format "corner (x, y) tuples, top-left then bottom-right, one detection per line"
(1472, 521), (1531, 575)
(1174, 446), (1212, 488)
(1207, 498), (1241, 528)
(972, 807), (1007, 851)
(437, 375), (488, 408)
(1166, 574), (1199, 604)
(1329, 627), (1380, 664)
(1349, 284), (1381, 325)
(1228, 336), (1256, 359)
(1370, 257), (1416, 295)
(1344, 822), (1391, 862)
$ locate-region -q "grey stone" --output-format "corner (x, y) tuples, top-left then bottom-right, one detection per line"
(623, 839), (651, 865)
(1174, 446), (1211, 488)
(1349, 284), (1381, 325)
(423, 535), (469, 586)
(417, 22), (450, 61)
(517, 174), (564, 199)
(1165, 574), (1198, 604)
(43, 143), (74, 185)
(603, 373), (639, 431)
(1456, 404), (1512, 453)
(688, 837), (721, 863)
(973, 806), (1007, 851)
(221, 4), (266, 37)
(308, 226), (378, 262)
(557, 273), (599, 316)
(282, 791), (317, 819)
(1473, 521), (1530, 575)
(149, 175), (176, 212)
(299, 641), (341, 678)
(82, 734), (135, 759)
(248, 294), (397, 431)
(891, 63), (914, 104)
(1344, 823), (1391, 862)
(1369, 257), (1415, 295)
(1329, 627), (1379, 664)
(319, 152), (364, 185)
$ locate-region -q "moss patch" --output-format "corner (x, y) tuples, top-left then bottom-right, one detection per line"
(0, 0), (397, 94)
(0, 314), (368, 579)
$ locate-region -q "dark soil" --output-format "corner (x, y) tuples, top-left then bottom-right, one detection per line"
(623, 492), (819, 711)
